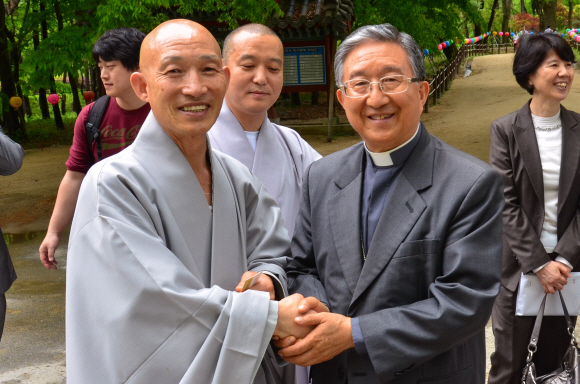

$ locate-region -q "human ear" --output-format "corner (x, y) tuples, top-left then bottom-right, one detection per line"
(130, 72), (149, 103)
(336, 88), (345, 107)
(418, 80), (429, 108)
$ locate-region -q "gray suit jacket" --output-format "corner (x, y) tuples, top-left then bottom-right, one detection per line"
(490, 101), (580, 291)
(0, 127), (23, 294)
(287, 126), (503, 384)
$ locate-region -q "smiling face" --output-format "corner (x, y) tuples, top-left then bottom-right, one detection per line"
(529, 49), (574, 103)
(336, 41), (429, 153)
(130, 21), (229, 142)
(224, 32), (284, 120)
(98, 59), (135, 99)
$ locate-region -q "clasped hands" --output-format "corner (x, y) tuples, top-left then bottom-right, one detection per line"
(536, 260), (572, 294)
(236, 271), (355, 367)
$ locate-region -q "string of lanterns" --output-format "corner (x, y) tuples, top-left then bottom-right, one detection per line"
(431, 31), (515, 52)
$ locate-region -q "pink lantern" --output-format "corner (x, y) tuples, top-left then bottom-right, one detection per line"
(499, 32), (504, 36)
(438, 44), (443, 50)
(47, 94), (60, 105)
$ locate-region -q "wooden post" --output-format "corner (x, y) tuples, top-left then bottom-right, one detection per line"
(326, 36), (336, 143)
(433, 72), (438, 105)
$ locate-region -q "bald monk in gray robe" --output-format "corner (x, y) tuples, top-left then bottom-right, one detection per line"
(208, 24), (321, 238)
(66, 20), (319, 384)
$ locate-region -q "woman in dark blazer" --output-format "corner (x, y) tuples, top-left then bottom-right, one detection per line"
(0, 126), (23, 342)
(488, 33), (580, 383)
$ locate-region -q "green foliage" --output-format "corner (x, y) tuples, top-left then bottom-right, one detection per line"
(352, 0), (485, 52)
(95, 0), (283, 34)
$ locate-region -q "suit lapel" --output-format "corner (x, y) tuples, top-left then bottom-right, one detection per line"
(327, 144), (365, 295)
(558, 106), (580, 215)
(512, 102), (544, 204)
(350, 129), (431, 305)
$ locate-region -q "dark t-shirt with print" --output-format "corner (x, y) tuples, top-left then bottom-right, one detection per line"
(66, 97), (150, 174)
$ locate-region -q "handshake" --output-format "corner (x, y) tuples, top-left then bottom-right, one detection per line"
(235, 272), (354, 366)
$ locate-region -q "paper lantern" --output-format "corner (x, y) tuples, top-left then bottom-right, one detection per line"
(499, 32), (504, 36)
(493, 31), (497, 36)
(9, 96), (22, 110)
(423, 49), (429, 55)
(83, 91), (95, 102)
(438, 44), (443, 50)
(47, 94), (60, 105)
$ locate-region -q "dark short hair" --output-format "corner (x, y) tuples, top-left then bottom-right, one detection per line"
(513, 33), (576, 95)
(92, 27), (145, 71)
(222, 24), (280, 64)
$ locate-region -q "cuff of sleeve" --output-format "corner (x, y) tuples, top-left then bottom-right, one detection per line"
(262, 271), (287, 300)
(556, 256), (573, 270)
(351, 317), (368, 355)
(533, 261), (550, 274)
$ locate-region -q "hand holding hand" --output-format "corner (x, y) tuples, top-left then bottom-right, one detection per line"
(39, 232), (60, 270)
(274, 294), (317, 339)
(536, 261), (572, 294)
(277, 312), (354, 366)
(273, 296), (330, 349)
(235, 271), (275, 300)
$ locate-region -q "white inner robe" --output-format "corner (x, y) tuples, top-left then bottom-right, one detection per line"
(66, 112), (291, 384)
(208, 102), (322, 238)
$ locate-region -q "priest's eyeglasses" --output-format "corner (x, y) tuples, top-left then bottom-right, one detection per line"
(340, 75), (421, 98)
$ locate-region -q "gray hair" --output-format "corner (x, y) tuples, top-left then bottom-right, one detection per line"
(334, 23), (426, 87)
(223, 23), (280, 64)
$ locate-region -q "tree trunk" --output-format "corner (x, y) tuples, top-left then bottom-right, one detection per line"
(291, 92), (301, 106)
(311, 91), (319, 105)
(32, 22), (50, 119)
(502, 0), (513, 43)
(488, 0), (500, 31)
(540, 0), (556, 31)
(568, 0), (574, 29)
(0, 0), (24, 137)
(23, 96), (32, 117)
(521, 0), (527, 13)
(68, 71), (82, 114)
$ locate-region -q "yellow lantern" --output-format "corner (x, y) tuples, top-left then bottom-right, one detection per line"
(493, 31), (497, 36)
(9, 96), (22, 110)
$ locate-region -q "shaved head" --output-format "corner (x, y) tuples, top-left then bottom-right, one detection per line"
(223, 23), (280, 64)
(140, 19), (222, 74)
(130, 19), (229, 144)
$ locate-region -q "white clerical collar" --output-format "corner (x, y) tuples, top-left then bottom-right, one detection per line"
(364, 124), (421, 167)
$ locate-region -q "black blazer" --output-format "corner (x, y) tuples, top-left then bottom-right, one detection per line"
(0, 229), (16, 295)
(490, 101), (580, 291)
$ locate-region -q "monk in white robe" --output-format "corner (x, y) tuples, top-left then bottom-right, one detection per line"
(208, 24), (321, 238)
(66, 20), (320, 384)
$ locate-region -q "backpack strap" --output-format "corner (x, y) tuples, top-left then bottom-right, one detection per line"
(85, 95), (110, 164)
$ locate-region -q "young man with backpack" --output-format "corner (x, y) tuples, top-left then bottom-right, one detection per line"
(39, 27), (150, 269)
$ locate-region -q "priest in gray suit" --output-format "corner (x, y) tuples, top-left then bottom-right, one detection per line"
(278, 24), (504, 383)
(208, 24), (321, 239)
(66, 20), (318, 384)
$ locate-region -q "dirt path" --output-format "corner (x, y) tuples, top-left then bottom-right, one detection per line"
(3, 52), (580, 382)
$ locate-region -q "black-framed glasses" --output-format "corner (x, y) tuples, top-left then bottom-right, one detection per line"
(340, 75), (421, 98)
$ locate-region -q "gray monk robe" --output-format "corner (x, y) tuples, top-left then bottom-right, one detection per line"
(66, 112), (291, 384)
(208, 102), (321, 237)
